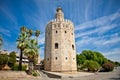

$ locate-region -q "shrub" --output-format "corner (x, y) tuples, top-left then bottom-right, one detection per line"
(102, 62), (115, 72)
(81, 60), (101, 72)
(32, 71), (38, 76)
(115, 61), (120, 66)
(8, 51), (16, 68)
(12, 64), (27, 71)
(0, 54), (8, 70)
(22, 64), (27, 71)
(11, 64), (18, 70)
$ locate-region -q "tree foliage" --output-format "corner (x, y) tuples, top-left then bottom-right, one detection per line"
(114, 61), (120, 66)
(77, 50), (109, 72)
(17, 26), (28, 70)
(16, 26), (40, 71)
(102, 62), (115, 72)
(77, 50), (107, 66)
(0, 54), (8, 70)
(8, 51), (16, 68)
(81, 60), (101, 72)
(77, 54), (86, 65)
(23, 39), (39, 64)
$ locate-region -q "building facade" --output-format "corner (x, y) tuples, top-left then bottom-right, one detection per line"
(44, 7), (77, 72)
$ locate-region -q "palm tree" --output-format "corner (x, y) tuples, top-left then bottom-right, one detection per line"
(23, 39), (39, 74)
(35, 30), (40, 37)
(0, 35), (2, 50)
(17, 26), (40, 72)
(16, 26), (28, 71)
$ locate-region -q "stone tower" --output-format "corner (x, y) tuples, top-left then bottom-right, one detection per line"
(44, 7), (77, 72)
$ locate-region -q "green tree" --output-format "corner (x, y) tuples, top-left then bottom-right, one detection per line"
(8, 51), (16, 68)
(17, 26), (29, 71)
(35, 30), (40, 37)
(17, 26), (40, 72)
(76, 50), (109, 72)
(81, 50), (93, 60)
(94, 51), (107, 65)
(24, 39), (39, 74)
(77, 54), (86, 65)
(81, 60), (100, 72)
(23, 30), (40, 74)
(0, 54), (8, 70)
(79, 50), (107, 65)
(0, 35), (3, 50)
(115, 61), (120, 66)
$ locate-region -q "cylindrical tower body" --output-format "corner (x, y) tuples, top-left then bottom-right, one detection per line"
(44, 7), (77, 72)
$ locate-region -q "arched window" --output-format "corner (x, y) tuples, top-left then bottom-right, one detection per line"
(55, 57), (57, 60)
(72, 44), (74, 50)
(56, 31), (58, 33)
(65, 31), (67, 33)
(55, 43), (58, 49)
(65, 57), (67, 60)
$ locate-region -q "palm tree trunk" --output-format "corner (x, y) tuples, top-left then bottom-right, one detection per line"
(19, 50), (23, 71)
(28, 61), (34, 74)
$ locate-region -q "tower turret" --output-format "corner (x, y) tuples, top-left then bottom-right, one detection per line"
(55, 7), (64, 21)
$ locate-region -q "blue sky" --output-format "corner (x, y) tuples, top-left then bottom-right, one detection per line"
(0, 0), (120, 62)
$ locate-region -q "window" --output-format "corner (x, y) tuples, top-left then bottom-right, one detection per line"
(72, 44), (74, 50)
(71, 33), (73, 35)
(73, 58), (75, 60)
(55, 57), (57, 60)
(47, 58), (49, 61)
(55, 43), (58, 49)
(65, 31), (67, 33)
(56, 31), (58, 33)
(65, 57), (67, 60)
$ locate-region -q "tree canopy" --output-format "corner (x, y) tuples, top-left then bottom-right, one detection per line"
(16, 26), (40, 71)
(8, 51), (16, 68)
(77, 50), (109, 72)
(77, 50), (108, 66)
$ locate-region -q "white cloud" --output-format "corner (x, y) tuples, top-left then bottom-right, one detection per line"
(38, 33), (45, 45)
(75, 10), (120, 56)
(0, 28), (11, 37)
(102, 48), (120, 61)
(0, 6), (17, 26)
(75, 10), (120, 31)
(102, 47), (120, 56)
(76, 33), (120, 47)
(84, 0), (92, 21)
(95, 36), (120, 45)
(75, 24), (117, 38)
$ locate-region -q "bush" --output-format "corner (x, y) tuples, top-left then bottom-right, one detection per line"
(32, 71), (38, 76)
(102, 62), (115, 72)
(0, 54), (8, 70)
(81, 60), (101, 72)
(12, 64), (27, 71)
(8, 51), (16, 68)
(22, 65), (27, 71)
(115, 61), (120, 66)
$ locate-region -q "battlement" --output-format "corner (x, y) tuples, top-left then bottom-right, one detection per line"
(47, 19), (73, 26)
